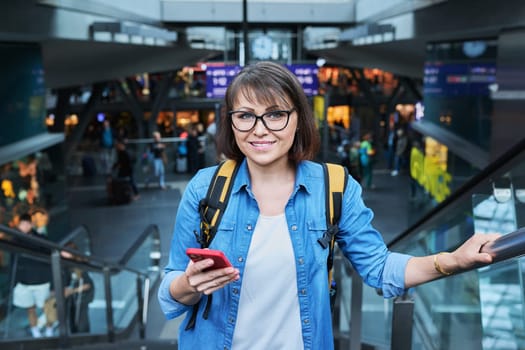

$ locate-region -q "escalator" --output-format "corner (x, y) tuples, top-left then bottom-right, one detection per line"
(0, 223), (168, 350)
(2, 136), (524, 349)
(332, 137), (525, 349)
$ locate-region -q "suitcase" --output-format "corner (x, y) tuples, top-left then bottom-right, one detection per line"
(81, 155), (97, 177)
(107, 177), (132, 205)
(176, 157), (187, 173)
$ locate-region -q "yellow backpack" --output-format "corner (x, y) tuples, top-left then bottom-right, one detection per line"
(186, 159), (347, 330)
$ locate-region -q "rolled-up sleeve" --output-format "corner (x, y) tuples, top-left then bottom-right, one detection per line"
(381, 252), (411, 298)
(157, 270), (191, 319)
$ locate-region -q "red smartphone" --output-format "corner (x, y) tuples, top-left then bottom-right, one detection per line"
(186, 248), (232, 270)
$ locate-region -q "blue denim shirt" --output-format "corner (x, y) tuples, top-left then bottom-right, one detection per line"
(158, 159), (411, 350)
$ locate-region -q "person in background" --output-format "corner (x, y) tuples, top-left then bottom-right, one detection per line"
(12, 213), (55, 338)
(99, 120), (115, 175)
(157, 61), (500, 349)
(385, 120), (396, 170)
(145, 131), (167, 190)
(61, 242), (95, 333)
(114, 140), (139, 200)
(204, 121), (220, 166)
(391, 127), (408, 176)
(186, 124), (204, 175)
(359, 132), (376, 189)
(348, 140), (362, 183)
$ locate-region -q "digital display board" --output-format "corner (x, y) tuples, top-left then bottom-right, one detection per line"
(285, 64), (319, 96)
(422, 39), (497, 151)
(206, 65), (242, 98)
(205, 63), (319, 98)
(423, 62), (496, 96)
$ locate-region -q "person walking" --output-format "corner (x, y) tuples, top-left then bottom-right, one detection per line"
(113, 140), (139, 200)
(157, 61), (499, 350)
(99, 120), (115, 175)
(359, 132), (376, 189)
(145, 131), (167, 190)
(348, 140), (362, 183)
(391, 127), (408, 176)
(186, 124), (204, 175)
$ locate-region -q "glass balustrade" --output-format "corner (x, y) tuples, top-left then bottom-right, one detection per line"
(333, 139), (525, 350)
(0, 223), (161, 348)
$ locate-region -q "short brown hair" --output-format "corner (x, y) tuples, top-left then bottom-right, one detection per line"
(217, 61), (320, 165)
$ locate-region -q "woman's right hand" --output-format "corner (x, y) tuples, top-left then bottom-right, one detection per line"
(185, 258), (240, 295)
(170, 258), (240, 305)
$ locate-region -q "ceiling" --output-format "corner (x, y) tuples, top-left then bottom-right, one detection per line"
(312, 39), (427, 79)
(41, 39), (220, 89)
(4, 0), (525, 89)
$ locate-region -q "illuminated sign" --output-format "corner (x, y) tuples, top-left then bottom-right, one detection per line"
(205, 64), (320, 98)
(423, 62), (496, 96)
(410, 146), (452, 203)
(205, 65), (242, 98)
(285, 64), (319, 96)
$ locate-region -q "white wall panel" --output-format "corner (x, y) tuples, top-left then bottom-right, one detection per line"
(161, 0), (355, 23)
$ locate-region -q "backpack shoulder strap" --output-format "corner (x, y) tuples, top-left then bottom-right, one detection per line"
(323, 163), (346, 227)
(196, 159), (240, 248)
(318, 163), (347, 247)
(187, 159), (240, 331)
(318, 162), (348, 289)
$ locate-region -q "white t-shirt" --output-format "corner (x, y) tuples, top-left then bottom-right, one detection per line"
(232, 213), (304, 350)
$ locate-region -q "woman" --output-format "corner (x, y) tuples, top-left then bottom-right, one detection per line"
(158, 61), (499, 349)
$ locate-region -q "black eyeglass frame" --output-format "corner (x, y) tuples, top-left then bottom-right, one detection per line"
(228, 108), (296, 132)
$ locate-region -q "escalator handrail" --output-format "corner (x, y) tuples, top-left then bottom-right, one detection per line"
(118, 223), (160, 266)
(57, 224), (93, 252)
(480, 226), (525, 263)
(0, 224), (155, 277)
(388, 136), (525, 248)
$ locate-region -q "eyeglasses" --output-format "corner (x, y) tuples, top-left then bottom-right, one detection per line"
(228, 108), (295, 132)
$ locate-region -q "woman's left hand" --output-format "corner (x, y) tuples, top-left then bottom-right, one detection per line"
(406, 232), (503, 288)
(450, 232), (502, 271)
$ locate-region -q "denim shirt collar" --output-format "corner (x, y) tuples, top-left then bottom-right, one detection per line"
(231, 158), (312, 196)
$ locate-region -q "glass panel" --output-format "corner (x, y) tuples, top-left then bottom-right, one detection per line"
(354, 142), (525, 349)
(110, 269), (138, 330)
(472, 181), (523, 350)
(361, 286), (392, 349)
(332, 249), (354, 344)
(477, 259), (524, 349)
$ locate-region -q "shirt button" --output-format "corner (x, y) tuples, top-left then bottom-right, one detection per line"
(247, 224), (252, 230)
(233, 288), (239, 294)
(303, 319), (310, 324)
(300, 289), (307, 295)
(229, 317), (235, 324)
(298, 258), (304, 265)
(237, 256), (244, 263)
(291, 225), (298, 231)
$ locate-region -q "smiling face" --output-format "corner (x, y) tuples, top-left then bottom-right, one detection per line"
(231, 89), (297, 168)
(218, 61), (320, 165)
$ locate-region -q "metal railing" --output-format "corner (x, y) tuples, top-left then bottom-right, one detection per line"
(0, 223), (161, 349)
